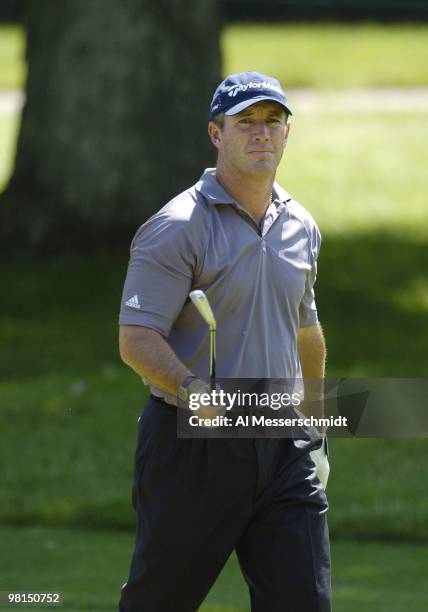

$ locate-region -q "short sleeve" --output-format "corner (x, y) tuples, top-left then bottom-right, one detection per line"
(299, 221), (321, 327)
(119, 205), (203, 336)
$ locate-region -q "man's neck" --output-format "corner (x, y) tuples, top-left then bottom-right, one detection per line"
(215, 165), (275, 226)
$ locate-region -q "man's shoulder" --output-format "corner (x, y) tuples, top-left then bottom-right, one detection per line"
(275, 183), (320, 237)
(136, 183), (210, 235)
(155, 183), (211, 224)
(131, 181), (211, 249)
(287, 199), (319, 234)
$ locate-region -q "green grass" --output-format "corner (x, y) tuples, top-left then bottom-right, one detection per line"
(0, 526), (427, 611)
(319, 236), (428, 377)
(278, 110), (428, 239)
(223, 23), (428, 88)
(0, 26), (26, 90)
(2, 23), (428, 90)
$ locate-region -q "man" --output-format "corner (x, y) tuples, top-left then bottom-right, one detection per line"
(118, 71), (331, 611)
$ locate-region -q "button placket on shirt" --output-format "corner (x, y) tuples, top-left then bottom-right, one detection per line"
(260, 200), (282, 250)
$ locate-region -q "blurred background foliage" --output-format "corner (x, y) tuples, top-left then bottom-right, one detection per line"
(2, 0), (428, 23)
(0, 1), (427, 610)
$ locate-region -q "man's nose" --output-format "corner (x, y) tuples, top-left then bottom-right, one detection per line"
(253, 121), (270, 141)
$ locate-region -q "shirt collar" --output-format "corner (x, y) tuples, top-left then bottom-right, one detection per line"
(195, 168), (236, 205)
(272, 182), (292, 207)
(196, 167), (292, 209)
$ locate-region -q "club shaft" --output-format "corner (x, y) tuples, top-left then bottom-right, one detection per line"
(209, 327), (216, 390)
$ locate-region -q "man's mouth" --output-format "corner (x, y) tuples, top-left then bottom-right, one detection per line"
(247, 149), (274, 154)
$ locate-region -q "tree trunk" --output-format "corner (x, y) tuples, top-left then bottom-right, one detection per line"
(0, 0), (221, 255)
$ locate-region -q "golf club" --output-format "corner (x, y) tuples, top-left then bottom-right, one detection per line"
(189, 290), (216, 390)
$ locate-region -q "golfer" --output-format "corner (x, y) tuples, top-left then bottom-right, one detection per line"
(118, 71), (331, 611)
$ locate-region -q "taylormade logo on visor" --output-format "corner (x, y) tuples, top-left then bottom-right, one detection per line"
(210, 72), (292, 120)
(227, 81), (283, 97)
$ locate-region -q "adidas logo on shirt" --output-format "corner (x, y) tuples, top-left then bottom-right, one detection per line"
(125, 295), (141, 310)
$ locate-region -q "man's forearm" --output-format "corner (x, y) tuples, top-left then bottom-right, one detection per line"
(297, 323), (326, 422)
(119, 325), (193, 396)
(297, 323), (326, 379)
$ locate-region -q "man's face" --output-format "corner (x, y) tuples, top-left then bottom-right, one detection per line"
(208, 101), (290, 176)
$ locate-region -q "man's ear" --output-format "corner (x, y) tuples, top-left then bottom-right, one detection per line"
(208, 121), (222, 149)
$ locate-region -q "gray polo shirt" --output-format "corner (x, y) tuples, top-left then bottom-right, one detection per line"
(119, 168), (321, 383)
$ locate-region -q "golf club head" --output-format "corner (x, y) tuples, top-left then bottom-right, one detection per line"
(189, 290), (216, 330)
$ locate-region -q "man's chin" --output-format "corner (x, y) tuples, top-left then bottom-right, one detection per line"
(248, 161), (277, 174)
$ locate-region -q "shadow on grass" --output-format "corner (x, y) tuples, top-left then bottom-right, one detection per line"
(317, 233), (428, 376)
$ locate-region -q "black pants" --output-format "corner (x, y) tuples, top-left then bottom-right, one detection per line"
(119, 396), (331, 612)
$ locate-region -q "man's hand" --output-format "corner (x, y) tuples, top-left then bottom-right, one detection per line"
(186, 378), (226, 426)
(309, 437), (330, 490)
